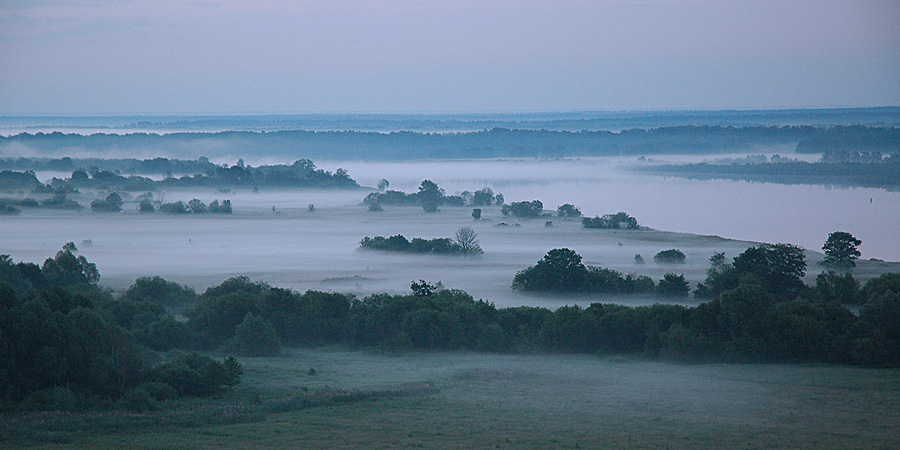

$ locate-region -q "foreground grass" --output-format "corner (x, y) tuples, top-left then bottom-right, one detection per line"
(5, 348), (900, 449)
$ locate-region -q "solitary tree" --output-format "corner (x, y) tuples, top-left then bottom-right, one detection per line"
(821, 231), (862, 269)
(512, 248), (588, 292)
(411, 279), (437, 297)
(455, 226), (483, 255)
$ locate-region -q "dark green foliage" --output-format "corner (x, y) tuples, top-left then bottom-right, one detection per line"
(504, 200), (543, 218)
(411, 280), (437, 297)
(41, 247), (100, 287)
(41, 190), (82, 210)
(513, 248), (658, 295)
(158, 201), (187, 214)
(821, 231), (862, 269)
(471, 208), (481, 219)
(231, 313), (281, 356)
(150, 354), (241, 397)
(859, 273), (900, 305)
(472, 187), (496, 206)
(654, 249), (686, 264)
(123, 276), (198, 306)
(187, 277), (350, 349)
(0, 169), (43, 191)
(731, 243), (806, 297)
(138, 198), (155, 213)
(360, 234), (470, 255)
(815, 271), (860, 304)
(513, 248), (587, 292)
(656, 273), (690, 297)
(860, 290), (900, 344)
(582, 212), (638, 229)
(556, 203), (582, 218)
(158, 199), (231, 214)
(90, 192), (123, 212)
(187, 198), (207, 213)
(140, 316), (190, 351)
(364, 182), (501, 208)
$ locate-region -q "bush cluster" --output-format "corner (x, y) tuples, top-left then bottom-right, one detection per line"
(582, 212), (639, 229)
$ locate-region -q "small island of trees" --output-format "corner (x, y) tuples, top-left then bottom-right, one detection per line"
(359, 227), (483, 256)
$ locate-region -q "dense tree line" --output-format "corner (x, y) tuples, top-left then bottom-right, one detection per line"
(0, 159), (358, 194)
(364, 181), (503, 210)
(795, 126), (900, 153)
(4, 242), (900, 411)
(176, 267), (900, 366)
(0, 248), (241, 411)
(643, 152), (900, 189)
(4, 125), (895, 161)
(0, 156), (218, 176)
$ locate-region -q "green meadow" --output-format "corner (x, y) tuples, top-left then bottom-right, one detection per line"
(7, 347), (898, 450)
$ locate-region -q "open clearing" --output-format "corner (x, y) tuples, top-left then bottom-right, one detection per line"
(12, 348), (899, 450)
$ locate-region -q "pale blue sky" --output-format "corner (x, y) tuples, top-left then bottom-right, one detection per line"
(1, 0), (898, 114)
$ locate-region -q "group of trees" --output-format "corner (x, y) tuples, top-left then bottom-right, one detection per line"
(501, 200), (544, 218)
(511, 248), (678, 296)
(147, 198), (232, 214)
(359, 227), (483, 256)
(90, 192), (124, 212)
(176, 266), (900, 365)
(364, 181), (503, 212)
(0, 159), (358, 195)
(0, 248), (242, 411)
(582, 212), (639, 229)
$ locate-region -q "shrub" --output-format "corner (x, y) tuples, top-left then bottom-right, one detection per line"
(151, 353), (241, 397)
(124, 276), (198, 306)
(654, 249), (686, 264)
(90, 192), (123, 212)
(232, 312), (281, 356)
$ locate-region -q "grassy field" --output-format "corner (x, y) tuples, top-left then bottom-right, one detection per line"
(5, 348), (900, 449)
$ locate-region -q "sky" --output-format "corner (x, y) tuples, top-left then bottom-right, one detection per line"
(1, 0), (898, 114)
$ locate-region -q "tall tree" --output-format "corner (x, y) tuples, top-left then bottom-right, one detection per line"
(821, 231), (862, 269)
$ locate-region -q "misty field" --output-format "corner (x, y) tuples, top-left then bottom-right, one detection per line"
(7, 347), (898, 450)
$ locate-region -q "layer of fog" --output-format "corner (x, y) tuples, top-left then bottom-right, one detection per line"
(1, 201), (756, 309)
(5, 158), (898, 308)
(330, 157), (899, 261)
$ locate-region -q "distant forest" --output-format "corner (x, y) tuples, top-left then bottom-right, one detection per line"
(643, 151), (900, 190)
(2, 125), (897, 160)
(0, 159), (358, 192)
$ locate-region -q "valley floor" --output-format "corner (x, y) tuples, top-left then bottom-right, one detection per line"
(12, 348), (900, 450)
